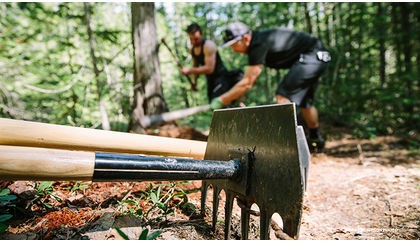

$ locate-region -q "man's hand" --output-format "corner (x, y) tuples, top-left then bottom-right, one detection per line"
(210, 98), (224, 110)
(181, 67), (191, 75)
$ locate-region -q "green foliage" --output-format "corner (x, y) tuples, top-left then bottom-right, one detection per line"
(145, 182), (193, 219)
(117, 182), (197, 221)
(0, 189), (17, 234)
(118, 198), (144, 218)
(115, 226), (162, 240)
(34, 181), (62, 209)
(1, 2), (419, 139)
(65, 181), (89, 192)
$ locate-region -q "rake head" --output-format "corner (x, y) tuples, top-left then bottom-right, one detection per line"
(0, 103), (309, 240)
(201, 103), (310, 239)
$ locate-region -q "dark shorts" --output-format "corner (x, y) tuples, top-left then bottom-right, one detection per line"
(276, 44), (329, 108)
(208, 69), (244, 101)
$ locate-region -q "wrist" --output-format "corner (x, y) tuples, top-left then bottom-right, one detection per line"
(210, 98), (223, 110)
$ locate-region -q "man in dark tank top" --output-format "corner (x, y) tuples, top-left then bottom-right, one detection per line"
(181, 23), (243, 103)
(219, 22), (331, 152)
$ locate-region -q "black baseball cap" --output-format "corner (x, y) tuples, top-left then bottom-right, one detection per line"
(222, 22), (250, 47)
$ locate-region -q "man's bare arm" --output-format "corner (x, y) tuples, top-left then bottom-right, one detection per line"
(218, 65), (263, 105)
(181, 40), (217, 75)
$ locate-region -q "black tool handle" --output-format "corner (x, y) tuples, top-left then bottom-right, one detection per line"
(93, 152), (240, 181)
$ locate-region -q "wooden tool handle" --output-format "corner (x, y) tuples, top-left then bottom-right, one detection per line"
(0, 145), (95, 181)
(0, 118), (206, 159)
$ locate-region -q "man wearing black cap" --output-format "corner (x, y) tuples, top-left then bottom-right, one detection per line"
(181, 23), (243, 102)
(215, 22), (330, 152)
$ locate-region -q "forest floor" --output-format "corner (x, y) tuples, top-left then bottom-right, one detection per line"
(1, 123), (419, 240)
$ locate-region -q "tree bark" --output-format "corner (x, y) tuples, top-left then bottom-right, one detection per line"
(130, 2), (168, 133)
(84, 2), (110, 130)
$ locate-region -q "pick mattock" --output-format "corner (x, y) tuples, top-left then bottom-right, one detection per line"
(0, 103), (309, 240)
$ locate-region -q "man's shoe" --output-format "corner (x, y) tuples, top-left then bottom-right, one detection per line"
(308, 136), (325, 153)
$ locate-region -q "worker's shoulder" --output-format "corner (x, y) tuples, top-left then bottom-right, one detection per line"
(203, 39), (217, 52)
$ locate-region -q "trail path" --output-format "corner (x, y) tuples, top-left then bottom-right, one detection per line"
(1, 134), (418, 240)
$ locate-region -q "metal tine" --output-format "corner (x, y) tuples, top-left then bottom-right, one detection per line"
(224, 192), (235, 240)
(259, 208), (271, 240)
(283, 212), (302, 239)
(211, 186), (221, 230)
(200, 181), (209, 217)
(240, 200), (251, 240)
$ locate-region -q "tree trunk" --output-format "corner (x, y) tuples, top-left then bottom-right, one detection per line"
(303, 3), (313, 34)
(399, 3), (414, 117)
(376, 3), (386, 87)
(84, 2), (111, 131)
(391, 3), (402, 77)
(130, 2), (168, 133)
(315, 3), (322, 42)
(324, 3), (331, 47)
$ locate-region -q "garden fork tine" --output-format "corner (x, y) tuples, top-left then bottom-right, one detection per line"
(201, 103), (310, 239)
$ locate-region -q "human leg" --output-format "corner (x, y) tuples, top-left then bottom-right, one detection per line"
(301, 106), (319, 129)
(301, 105), (325, 152)
(276, 57), (327, 152)
(275, 94), (291, 104)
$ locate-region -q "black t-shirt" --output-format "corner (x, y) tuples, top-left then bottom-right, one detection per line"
(248, 28), (318, 69)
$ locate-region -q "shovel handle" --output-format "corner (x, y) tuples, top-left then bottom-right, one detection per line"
(0, 145), (95, 181)
(0, 118), (207, 159)
(0, 145), (239, 181)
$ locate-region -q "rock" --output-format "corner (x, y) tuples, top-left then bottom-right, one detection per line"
(7, 181), (37, 200)
(0, 232), (38, 240)
(67, 194), (84, 203)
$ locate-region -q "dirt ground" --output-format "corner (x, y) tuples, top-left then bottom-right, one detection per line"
(1, 124), (419, 240)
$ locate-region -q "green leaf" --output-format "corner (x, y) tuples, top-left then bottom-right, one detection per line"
(0, 222), (8, 234)
(0, 195), (17, 202)
(114, 226), (130, 240)
(121, 199), (137, 205)
(0, 189), (10, 197)
(139, 228), (149, 240)
(38, 181), (53, 192)
(147, 230), (162, 240)
(156, 202), (165, 210)
(0, 214), (13, 223)
(150, 192), (158, 203)
(156, 186), (161, 199)
(42, 202), (53, 209)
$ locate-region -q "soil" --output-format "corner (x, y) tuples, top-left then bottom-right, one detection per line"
(1, 124), (419, 240)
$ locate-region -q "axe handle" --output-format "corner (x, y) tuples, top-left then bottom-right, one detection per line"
(0, 118), (206, 159)
(161, 38), (197, 90)
(140, 104), (211, 128)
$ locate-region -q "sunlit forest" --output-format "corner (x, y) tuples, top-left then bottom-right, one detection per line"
(1, 2), (418, 138)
